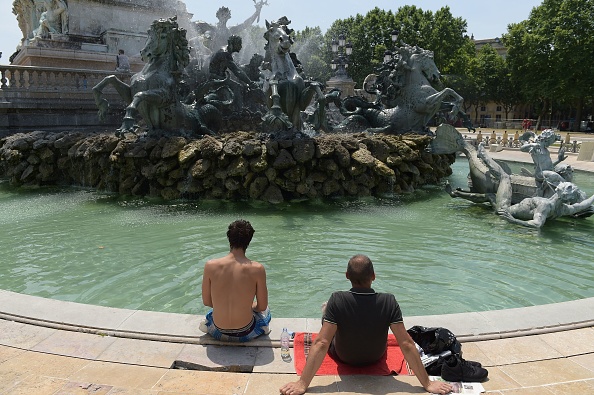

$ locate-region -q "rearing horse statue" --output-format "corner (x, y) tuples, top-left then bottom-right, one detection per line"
(340, 44), (465, 135)
(93, 17), (222, 136)
(261, 17), (326, 133)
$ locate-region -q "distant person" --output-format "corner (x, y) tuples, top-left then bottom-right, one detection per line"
(199, 219), (271, 342)
(280, 254), (454, 395)
(115, 49), (130, 72)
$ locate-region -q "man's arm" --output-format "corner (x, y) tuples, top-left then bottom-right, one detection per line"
(279, 321), (337, 395)
(201, 261), (213, 307)
(519, 142), (535, 153)
(497, 206), (549, 229)
(253, 264), (268, 312)
(561, 194), (594, 215)
(390, 322), (453, 395)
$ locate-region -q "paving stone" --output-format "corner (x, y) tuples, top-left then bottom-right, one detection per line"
(116, 310), (201, 337)
(459, 342), (495, 367)
(545, 379), (594, 395)
(97, 337), (184, 368)
(0, 291), (134, 329)
(31, 330), (117, 360)
(0, 319), (55, 349)
(252, 346), (295, 373)
(54, 381), (113, 395)
(69, 361), (166, 389)
(175, 343), (257, 371)
(0, 350), (90, 378)
(103, 387), (159, 394)
(570, 353), (594, 372)
(540, 327), (594, 357)
(473, 336), (563, 365)
(0, 344), (26, 364)
(480, 366), (522, 392)
(336, 374), (424, 395)
(499, 359), (594, 387)
(0, 369), (31, 393)
(246, 373), (337, 395)
(153, 370), (249, 394)
(4, 374), (68, 395)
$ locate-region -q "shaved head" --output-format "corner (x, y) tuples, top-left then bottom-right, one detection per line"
(347, 254), (375, 286)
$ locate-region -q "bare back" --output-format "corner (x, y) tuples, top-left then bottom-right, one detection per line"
(202, 250), (268, 329)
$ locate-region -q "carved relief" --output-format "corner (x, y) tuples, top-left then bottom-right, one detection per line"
(12, 0), (69, 43)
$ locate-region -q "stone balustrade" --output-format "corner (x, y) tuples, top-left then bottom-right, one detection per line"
(465, 130), (582, 154)
(0, 65), (132, 132)
(0, 65), (130, 103)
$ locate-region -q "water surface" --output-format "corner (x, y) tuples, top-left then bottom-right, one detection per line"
(1, 160), (593, 318)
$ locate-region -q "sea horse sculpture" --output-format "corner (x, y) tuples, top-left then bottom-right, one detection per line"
(92, 17), (226, 137)
(338, 44), (465, 135)
(261, 17), (326, 133)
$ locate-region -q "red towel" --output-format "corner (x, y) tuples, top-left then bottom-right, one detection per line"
(293, 332), (412, 376)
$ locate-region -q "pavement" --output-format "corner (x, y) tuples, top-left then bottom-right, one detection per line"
(1, 136), (594, 394)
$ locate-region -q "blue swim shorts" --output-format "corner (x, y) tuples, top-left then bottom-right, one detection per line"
(201, 307), (271, 342)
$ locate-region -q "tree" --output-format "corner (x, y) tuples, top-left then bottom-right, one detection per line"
(292, 26), (332, 82)
(503, 0), (594, 131)
(324, 6), (470, 87)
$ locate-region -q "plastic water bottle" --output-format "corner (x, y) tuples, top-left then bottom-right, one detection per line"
(281, 327), (291, 362)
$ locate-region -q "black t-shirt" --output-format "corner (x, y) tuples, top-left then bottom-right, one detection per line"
(323, 288), (403, 365)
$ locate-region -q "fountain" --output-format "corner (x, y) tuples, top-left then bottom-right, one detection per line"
(1, 5), (593, 322)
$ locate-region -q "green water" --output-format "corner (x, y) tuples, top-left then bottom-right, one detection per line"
(1, 161), (593, 318)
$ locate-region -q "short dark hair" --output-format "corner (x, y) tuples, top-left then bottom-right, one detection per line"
(347, 254), (375, 285)
(228, 35), (242, 48)
(227, 219), (255, 251)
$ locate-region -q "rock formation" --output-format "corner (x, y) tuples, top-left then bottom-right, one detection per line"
(0, 131), (455, 203)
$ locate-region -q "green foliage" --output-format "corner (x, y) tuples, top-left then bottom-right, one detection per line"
(503, 0), (594, 129)
(292, 26), (332, 82)
(322, 6), (470, 86)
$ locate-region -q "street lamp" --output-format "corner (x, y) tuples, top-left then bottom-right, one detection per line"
(383, 29), (400, 63)
(391, 29), (399, 44)
(330, 33), (352, 79)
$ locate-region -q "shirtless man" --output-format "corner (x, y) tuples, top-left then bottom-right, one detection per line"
(200, 219), (271, 342)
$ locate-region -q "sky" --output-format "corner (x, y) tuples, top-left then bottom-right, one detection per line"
(0, 0), (542, 60)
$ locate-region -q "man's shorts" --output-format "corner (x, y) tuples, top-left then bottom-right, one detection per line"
(200, 307), (271, 342)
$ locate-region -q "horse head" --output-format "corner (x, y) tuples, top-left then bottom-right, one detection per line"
(141, 17), (190, 74)
(407, 46), (440, 84)
(264, 18), (294, 56)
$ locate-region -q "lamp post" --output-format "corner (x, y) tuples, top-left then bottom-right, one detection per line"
(330, 33), (352, 80)
(383, 29), (400, 63)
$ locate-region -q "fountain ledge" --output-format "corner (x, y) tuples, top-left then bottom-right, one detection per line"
(0, 290), (593, 347)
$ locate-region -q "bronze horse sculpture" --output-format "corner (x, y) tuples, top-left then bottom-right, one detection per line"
(339, 44), (464, 135)
(261, 17), (326, 133)
(93, 17), (226, 136)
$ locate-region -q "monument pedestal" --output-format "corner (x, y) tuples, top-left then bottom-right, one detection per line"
(326, 78), (356, 97)
(577, 141), (594, 162)
(13, 44), (143, 72)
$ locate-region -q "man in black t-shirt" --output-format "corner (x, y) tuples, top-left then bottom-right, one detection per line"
(280, 255), (452, 395)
